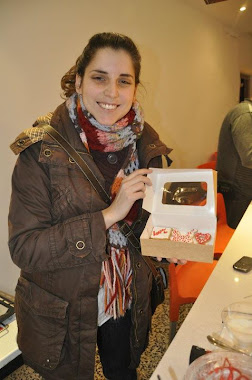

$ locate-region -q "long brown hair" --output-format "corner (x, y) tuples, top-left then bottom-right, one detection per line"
(61, 32), (141, 98)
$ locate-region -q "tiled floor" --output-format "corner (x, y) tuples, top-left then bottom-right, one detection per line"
(4, 288), (192, 380)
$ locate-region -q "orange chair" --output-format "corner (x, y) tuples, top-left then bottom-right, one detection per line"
(168, 260), (218, 342)
(197, 152), (217, 169)
(197, 161), (216, 169)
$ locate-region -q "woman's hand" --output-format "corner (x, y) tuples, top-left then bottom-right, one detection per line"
(155, 257), (187, 265)
(102, 168), (152, 229)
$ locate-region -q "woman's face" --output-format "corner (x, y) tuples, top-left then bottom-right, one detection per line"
(76, 48), (137, 126)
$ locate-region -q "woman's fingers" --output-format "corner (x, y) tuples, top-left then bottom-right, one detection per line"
(119, 181), (148, 201)
(178, 259), (187, 265)
(114, 168), (152, 205)
(102, 169), (152, 228)
(122, 175), (152, 188)
(121, 169), (152, 187)
(155, 257), (187, 265)
(167, 257), (187, 265)
(124, 168), (152, 179)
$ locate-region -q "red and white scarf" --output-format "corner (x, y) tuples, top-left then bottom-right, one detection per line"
(67, 93), (144, 319)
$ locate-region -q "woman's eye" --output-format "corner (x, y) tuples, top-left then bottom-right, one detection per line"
(119, 79), (131, 86)
(92, 76), (105, 82)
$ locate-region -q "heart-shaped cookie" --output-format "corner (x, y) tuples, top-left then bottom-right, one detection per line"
(194, 232), (211, 245)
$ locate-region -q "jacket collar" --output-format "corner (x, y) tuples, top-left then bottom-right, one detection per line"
(137, 122), (172, 168)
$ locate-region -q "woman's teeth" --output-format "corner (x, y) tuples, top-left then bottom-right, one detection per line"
(99, 103), (117, 110)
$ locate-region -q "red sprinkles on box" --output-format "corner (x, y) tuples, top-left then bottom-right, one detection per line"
(170, 228), (197, 243)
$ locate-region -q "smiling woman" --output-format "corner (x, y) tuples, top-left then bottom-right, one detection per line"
(8, 32), (175, 380)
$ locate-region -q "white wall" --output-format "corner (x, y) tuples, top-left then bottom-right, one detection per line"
(1, 0), (252, 295)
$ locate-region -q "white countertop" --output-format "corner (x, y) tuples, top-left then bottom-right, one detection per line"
(150, 202), (252, 380)
(0, 314), (20, 369)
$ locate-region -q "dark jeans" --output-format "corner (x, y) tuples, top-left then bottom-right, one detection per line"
(97, 310), (137, 380)
(224, 193), (250, 229)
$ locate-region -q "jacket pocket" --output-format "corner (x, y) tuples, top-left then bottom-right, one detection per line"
(15, 277), (69, 370)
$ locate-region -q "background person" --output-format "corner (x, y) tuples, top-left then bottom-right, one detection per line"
(216, 98), (252, 229)
(8, 32), (182, 380)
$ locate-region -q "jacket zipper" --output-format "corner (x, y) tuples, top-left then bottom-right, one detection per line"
(132, 253), (139, 346)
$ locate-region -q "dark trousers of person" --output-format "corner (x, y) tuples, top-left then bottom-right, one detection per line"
(223, 192), (251, 229)
(97, 310), (137, 380)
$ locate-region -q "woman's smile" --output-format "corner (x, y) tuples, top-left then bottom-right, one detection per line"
(98, 102), (119, 110)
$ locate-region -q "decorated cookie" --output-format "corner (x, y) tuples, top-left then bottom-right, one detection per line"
(194, 232), (211, 245)
(151, 227), (171, 239)
(170, 228), (197, 243)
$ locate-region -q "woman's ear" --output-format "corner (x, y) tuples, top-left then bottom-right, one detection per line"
(75, 75), (82, 94)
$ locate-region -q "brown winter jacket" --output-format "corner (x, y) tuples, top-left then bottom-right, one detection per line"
(8, 102), (172, 380)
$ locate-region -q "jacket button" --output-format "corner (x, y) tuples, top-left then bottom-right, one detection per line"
(76, 240), (85, 250)
(17, 139), (25, 147)
(136, 262), (141, 269)
(107, 153), (118, 164)
(44, 149), (52, 157)
(139, 309), (143, 314)
(69, 157), (75, 164)
(149, 144), (156, 148)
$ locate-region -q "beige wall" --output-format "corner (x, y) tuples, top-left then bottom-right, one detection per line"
(239, 34), (252, 75)
(1, 0), (252, 295)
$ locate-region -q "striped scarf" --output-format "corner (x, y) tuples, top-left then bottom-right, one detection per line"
(66, 93), (144, 319)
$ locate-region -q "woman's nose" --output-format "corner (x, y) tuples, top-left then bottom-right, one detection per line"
(104, 81), (119, 98)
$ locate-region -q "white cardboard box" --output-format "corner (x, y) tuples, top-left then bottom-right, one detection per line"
(140, 168), (217, 263)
